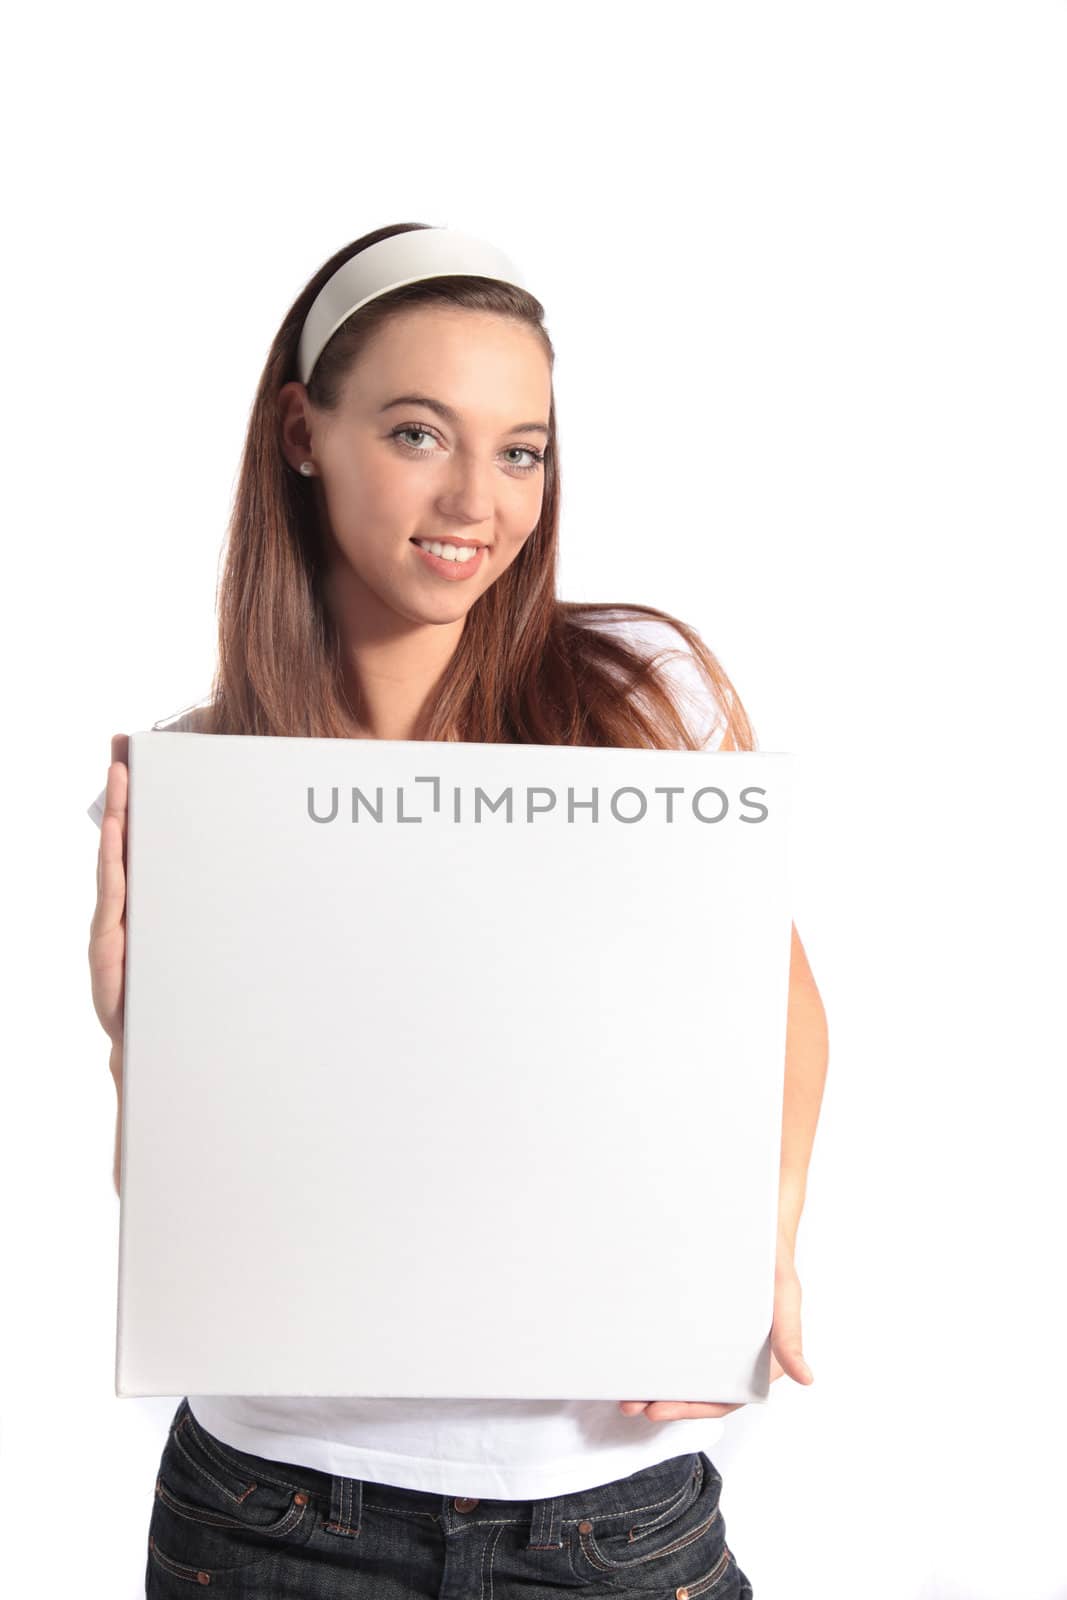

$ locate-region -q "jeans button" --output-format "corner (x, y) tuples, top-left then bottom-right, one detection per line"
(454, 1496), (479, 1512)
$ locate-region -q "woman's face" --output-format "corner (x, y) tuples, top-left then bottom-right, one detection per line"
(284, 306), (552, 631)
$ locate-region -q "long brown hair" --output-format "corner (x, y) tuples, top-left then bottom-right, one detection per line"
(200, 220), (755, 752)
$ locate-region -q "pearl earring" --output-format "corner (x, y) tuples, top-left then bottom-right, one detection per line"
(299, 461), (314, 476)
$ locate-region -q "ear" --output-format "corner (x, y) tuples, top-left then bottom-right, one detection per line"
(277, 380), (316, 475)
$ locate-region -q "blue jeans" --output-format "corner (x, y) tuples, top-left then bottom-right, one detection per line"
(146, 1397), (754, 1597)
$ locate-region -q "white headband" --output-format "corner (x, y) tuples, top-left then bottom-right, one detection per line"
(296, 226), (529, 386)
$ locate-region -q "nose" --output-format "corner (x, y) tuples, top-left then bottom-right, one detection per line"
(436, 448), (497, 526)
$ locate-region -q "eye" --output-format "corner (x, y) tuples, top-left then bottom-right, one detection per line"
(502, 444), (545, 473)
(390, 425), (437, 454)
(388, 425), (545, 476)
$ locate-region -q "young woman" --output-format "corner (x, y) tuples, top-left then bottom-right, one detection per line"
(88, 221), (827, 1598)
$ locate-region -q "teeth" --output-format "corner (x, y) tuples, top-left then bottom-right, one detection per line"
(415, 539), (480, 563)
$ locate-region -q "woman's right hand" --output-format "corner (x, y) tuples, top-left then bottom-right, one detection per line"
(89, 734), (129, 1049)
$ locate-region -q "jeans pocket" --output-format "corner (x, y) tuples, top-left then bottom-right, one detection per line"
(149, 1399), (316, 1583)
(569, 1452), (727, 1588)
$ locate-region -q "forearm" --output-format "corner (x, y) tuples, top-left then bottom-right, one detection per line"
(110, 1039), (123, 1198)
(777, 926), (829, 1256)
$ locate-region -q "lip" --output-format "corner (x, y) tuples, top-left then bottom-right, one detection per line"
(411, 539), (489, 582)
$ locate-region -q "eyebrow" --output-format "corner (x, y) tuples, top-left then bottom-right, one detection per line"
(378, 394), (550, 437)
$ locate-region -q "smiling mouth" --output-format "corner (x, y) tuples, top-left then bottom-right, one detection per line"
(410, 536), (489, 551)
(410, 537), (488, 563)
(410, 538), (490, 579)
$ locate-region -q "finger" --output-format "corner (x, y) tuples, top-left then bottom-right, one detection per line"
(107, 751), (129, 854)
(91, 763), (128, 937)
(642, 1400), (738, 1420)
(91, 813), (125, 936)
(113, 738), (130, 864)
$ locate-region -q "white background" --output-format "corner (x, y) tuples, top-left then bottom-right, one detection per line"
(3, 2), (1064, 1596)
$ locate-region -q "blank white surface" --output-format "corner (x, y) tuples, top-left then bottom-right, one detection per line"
(119, 736), (793, 1400)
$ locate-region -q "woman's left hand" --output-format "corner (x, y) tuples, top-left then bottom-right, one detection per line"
(617, 1250), (814, 1421)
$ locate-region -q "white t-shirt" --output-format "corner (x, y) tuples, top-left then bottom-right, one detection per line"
(87, 614), (732, 1497)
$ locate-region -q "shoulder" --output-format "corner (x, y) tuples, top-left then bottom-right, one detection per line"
(152, 701), (214, 734)
(571, 605), (693, 663)
(569, 606), (729, 750)
(86, 700), (214, 828)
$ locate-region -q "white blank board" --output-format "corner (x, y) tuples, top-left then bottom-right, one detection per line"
(117, 734), (794, 1401)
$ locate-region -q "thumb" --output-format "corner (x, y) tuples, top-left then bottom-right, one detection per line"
(773, 1330), (814, 1383)
(782, 1345), (814, 1384)
(772, 1278), (814, 1384)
